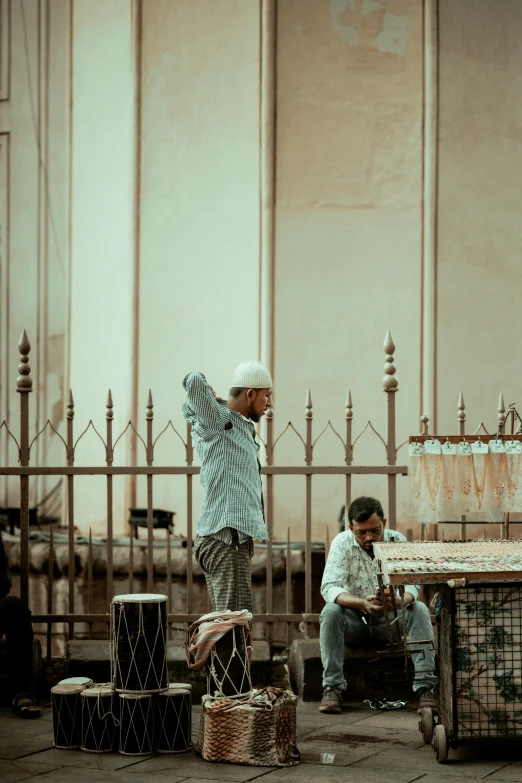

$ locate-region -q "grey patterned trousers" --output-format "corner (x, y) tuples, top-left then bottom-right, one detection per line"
(194, 535), (253, 613)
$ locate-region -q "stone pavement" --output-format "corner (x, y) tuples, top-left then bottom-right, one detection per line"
(1, 700), (521, 783)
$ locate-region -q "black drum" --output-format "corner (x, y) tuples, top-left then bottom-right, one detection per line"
(111, 593), (168, 693)
(51, 683), (87, 748)
(207, 626), (252, 697)
(156, 684), (192, 753)
(119, 693), (156, 755)
(81, 685), (116, 753)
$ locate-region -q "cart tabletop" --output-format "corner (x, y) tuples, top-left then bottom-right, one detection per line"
(373, 539), (522, 585)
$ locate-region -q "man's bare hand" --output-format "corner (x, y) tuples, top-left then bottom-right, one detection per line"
(210, 387), (223, 401)
(363, 598), (384, 617)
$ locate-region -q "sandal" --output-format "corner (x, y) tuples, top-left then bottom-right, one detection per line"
(12, 691), (42, 719)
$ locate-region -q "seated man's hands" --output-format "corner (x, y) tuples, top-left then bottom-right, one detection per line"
(365, 587), (395, 616)
(362, 597), (386, 617)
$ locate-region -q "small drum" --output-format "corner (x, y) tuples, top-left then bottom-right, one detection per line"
(51, 683), (87, 748)
(119, 693), (156, 755)
(81, 685), (116, 753)
(111, 593), (168, 693)
(156, 684), (192, 753)
(207, 626), (252, 697)
(58, 677), (94, 687)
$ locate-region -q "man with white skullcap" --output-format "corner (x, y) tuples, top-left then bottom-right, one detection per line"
(182, 362), (272, 612)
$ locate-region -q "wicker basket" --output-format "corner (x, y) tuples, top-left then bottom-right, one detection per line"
(196, 687), (300, 767)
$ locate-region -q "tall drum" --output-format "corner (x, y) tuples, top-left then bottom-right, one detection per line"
(156, 684), (192, 754)
(111, 593), (168, 693)
(81, 685), (116, 753)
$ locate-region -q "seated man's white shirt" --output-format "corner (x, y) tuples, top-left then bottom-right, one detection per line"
(321, 528), (420, 606)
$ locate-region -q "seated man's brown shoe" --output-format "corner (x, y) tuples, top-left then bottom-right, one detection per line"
(417, 688), (438, 713)
(319, 685), (343, 713)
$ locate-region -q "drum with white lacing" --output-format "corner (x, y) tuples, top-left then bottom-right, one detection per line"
(118, 693), (156, 755)
(51, 682), (88, 748)
(156, 684), (192, 753)
(80, 684), (117, 753)
(111, 593), (168, 693)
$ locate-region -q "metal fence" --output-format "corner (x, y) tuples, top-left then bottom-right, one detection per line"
(1, 329), (425, 650)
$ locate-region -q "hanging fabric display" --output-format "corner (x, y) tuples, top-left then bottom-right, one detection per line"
(408, 437), (522, 523)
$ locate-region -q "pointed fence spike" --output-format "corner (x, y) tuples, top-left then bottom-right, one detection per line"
(147, 389), (153, 407)
(67, 390), (75, 418)
(498, 393), (505, 423)
(107, 389), (113, 407)
(383, 332), (398, 392)
(346, 389), (353, 420)
(17, 330), (33, 392)
(383, 330), (395, 355)
(19, 330), (31, 353)
(458, 391), (466, 421)
(305, 389), (313, 420)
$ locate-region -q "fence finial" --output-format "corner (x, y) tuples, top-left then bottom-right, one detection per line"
(305, 389), (313, 420)
(17, 330), (33, 393)
(146, 389), (153, 420)
(67, 390), (74, 419)
(457, 390), (466, 423)
(421, 413), (429, 435)
(498, 393), (505, 425)
(106, 390), (114, 420)
(383, 330), (398, 392)
(346, 389), (353, 421)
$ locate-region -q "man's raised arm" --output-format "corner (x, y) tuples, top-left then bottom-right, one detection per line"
(182, 372), (227, 431)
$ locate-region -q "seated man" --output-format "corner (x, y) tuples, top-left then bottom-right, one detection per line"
(319, 496), (436, 714)
(0, 532), (40, 717)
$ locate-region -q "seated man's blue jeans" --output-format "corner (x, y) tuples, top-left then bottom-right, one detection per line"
(319, 601), (437, 693)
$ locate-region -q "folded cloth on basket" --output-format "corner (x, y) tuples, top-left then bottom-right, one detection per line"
(185, 610), (253, 671)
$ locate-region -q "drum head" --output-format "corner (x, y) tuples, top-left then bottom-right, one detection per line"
(159, 686), (190, 697)
(112, 593), (167, 603)
(119, 693), (152, 700)
(52, 683), (85, 695)
(81, 685), (113, 697)
(167, 682), (192, 691)
(58, 677), (93, 686)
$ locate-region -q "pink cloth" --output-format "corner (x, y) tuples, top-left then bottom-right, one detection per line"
(185, 610), (252, 671)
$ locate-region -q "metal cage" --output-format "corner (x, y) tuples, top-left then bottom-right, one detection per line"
(437, 583), (522, 743)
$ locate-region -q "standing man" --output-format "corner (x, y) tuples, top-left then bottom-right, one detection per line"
(319, 496), (437, 713)
(182, 361), (272, 613)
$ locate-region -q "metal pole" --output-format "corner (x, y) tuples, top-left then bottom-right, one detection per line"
(17, 331), (32, 607)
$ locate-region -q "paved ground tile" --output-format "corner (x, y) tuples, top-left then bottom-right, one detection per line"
(1, 759), (63, 783)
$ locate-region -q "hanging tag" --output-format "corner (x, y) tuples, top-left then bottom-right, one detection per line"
(471, 440), (488, 454)
(409, 442), (424, 456)
(441, 441), (457, 455)
(457, 441), (472, 456)
(489, 439), (506, 454)
(424, 439), (441, 454)
(505, 440), (522, 454)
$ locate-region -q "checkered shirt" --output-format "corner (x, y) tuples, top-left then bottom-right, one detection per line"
(182, 372), (268, 541)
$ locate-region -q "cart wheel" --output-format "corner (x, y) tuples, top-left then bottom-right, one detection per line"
(433, 724), (448, 763)
(419, 708), (433, 744)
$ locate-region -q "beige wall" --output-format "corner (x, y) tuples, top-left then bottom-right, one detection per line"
(2, 0), (522, 539)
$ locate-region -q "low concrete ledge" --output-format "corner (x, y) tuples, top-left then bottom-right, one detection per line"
(289, 639), (414, 703)
(67, 639), (271, 699)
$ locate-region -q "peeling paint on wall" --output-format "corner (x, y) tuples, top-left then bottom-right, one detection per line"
(329, 0), (411, 56)
(374, 11), (411, 56)
(361, 0), (385, 16)
(329, 0), (359, 48)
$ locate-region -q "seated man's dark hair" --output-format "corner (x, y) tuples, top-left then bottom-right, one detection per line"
(348, 496), (384, 525)
(229, 387), (246, 399)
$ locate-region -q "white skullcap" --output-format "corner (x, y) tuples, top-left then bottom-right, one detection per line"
(231, 361), (272, 390)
